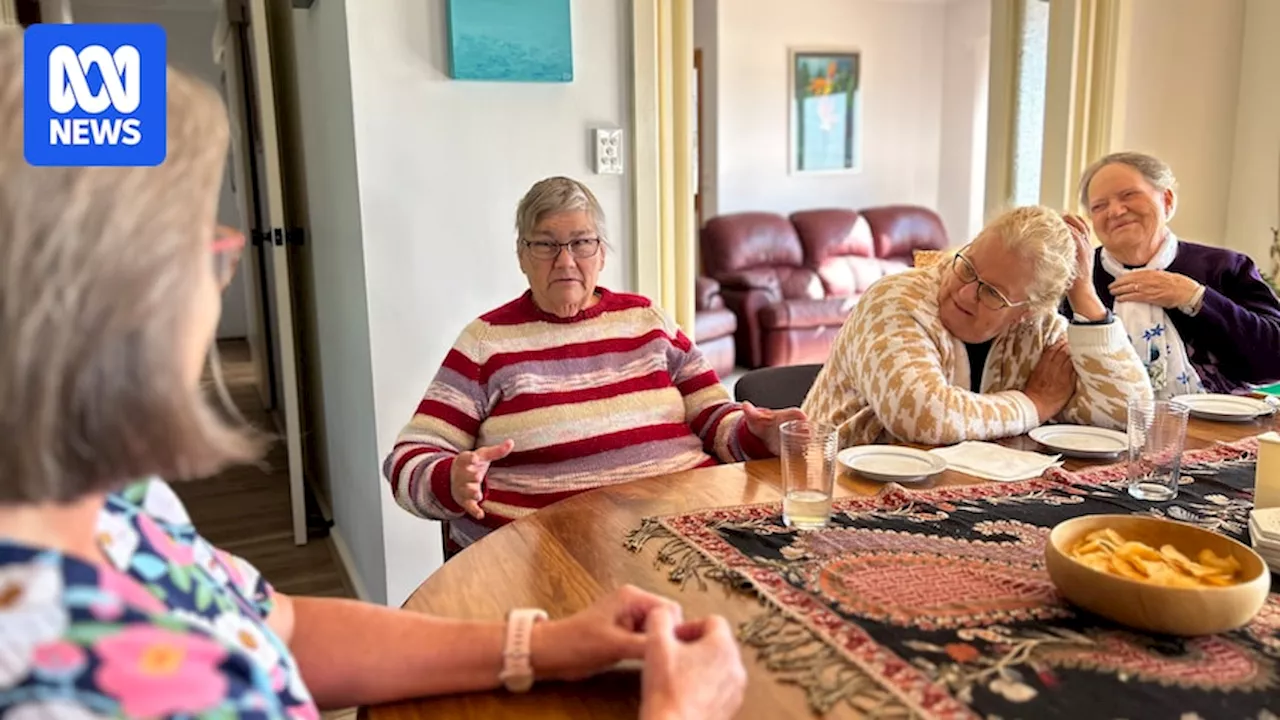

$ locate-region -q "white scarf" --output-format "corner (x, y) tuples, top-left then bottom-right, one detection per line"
(1100, 233), (1203, 399)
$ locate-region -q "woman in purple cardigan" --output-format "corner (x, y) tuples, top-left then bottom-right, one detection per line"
(1076, 151), (1280, 397)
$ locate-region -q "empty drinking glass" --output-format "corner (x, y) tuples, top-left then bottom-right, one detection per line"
(780, 420), (838, 529)
(1127, 398), (1190, 501)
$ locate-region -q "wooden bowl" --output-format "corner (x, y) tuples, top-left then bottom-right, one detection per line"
(1044, 514), (1272, 636)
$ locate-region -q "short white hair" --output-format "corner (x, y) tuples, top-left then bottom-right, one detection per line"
(976, 206), (1077, 311)
(1078, 151), (1178, 210)
(514, 176), (608, 252)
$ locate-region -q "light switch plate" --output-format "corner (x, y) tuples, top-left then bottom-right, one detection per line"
(594, 128), (624, 175)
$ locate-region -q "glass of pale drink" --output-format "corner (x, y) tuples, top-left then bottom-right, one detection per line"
(780, 420), (838, 530)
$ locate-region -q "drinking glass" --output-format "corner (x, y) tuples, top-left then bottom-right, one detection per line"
(1127, 398), (1190, 501)
(780, 420), (838, 529)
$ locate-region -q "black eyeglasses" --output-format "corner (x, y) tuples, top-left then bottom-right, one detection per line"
(521, 238), (602, 260)
(951, 251), (1027, 311)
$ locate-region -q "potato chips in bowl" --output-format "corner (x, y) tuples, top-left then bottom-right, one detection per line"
(1045, 515), (1270, 636)
(1066, 528), (1243, 588)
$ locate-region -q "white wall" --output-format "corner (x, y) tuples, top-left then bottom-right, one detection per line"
(936, 0), (990, 242)
(712, 0), (947, 217)
(1118, 0), (1244, 248)
(1224, 0), (1280, 265)
(69, 0), (252, 340)
(342, 0), (634, 605)
(289, 1), (387, 603)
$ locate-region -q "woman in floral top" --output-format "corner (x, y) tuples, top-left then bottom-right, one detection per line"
(0, 30), (744, 720)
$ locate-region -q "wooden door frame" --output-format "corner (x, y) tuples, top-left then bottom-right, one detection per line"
(631, 0), (697, 334)
(1039, 0), (1131, 211)
(983, 0), (1020, 219)
(694, 47), (703, 229)
(244, 0), (308, 546)
(986, 0), (1131, 216)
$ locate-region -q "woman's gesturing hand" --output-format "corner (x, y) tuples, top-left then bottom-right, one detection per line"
(449, 439), (515, 519)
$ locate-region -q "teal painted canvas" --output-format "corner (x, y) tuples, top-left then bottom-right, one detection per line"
(447, 0), (573, 82)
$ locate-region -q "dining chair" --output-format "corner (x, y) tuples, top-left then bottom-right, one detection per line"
(733, 363), (824, 410)
(441, 521), (459, 562)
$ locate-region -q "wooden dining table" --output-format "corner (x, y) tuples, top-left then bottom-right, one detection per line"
(362, 414), (1277, 720)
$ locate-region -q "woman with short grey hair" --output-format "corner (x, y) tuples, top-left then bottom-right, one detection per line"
(0, 32), (744, 720)
(1076, 151), (1280, 396)
(385, 175), (803, 551)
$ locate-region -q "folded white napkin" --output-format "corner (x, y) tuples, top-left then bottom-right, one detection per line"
(928, 441), (1063, 482)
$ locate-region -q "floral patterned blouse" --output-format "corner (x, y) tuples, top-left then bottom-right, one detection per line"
(0, 479), (318, 719)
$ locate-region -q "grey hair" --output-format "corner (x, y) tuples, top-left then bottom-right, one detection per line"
(979, 206), (1077, 311)
(1077, 151), (1178, 208)
(0, 29), (260, 504)
(514, 176), (608, 251)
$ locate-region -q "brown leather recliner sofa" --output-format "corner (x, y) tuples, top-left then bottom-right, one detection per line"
(700, 205), (949, 368)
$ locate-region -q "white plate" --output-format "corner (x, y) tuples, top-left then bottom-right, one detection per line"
(1171, 393), (1274, 422)
(837, 445), (948, 483)
(1028, 425), (1127, 459)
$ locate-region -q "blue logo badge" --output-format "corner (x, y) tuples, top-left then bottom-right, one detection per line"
(24, 24), (167, 167)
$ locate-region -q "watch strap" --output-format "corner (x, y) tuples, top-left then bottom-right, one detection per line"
(498, 608), (548, 692)
(1179, 283), (1207, 316)
(1072, 308), (1114, 326)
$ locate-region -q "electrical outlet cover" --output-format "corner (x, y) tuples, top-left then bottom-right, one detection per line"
(594, 128), (624, 175)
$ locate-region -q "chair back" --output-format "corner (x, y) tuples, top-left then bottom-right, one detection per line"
(441, 521), (460, 562)
(734, 364), (824, 410)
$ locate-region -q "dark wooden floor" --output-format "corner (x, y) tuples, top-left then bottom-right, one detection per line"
(172, 340), (355, 600)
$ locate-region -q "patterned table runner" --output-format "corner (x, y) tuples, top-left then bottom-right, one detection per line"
(627, 439), (1280, 719)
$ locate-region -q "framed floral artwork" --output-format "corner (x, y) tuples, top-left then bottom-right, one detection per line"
(789, 50), (861, 173)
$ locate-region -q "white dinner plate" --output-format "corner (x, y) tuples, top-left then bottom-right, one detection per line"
(837, 445), (948, 483)
(1171, 394), (1274, 422)
(1028, 425), (1127, 459)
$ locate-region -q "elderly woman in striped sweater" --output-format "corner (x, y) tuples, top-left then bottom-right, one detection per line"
(384, 177), (804, 550)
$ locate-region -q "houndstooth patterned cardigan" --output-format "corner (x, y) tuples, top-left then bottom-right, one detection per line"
(802, 262), (1152, 448)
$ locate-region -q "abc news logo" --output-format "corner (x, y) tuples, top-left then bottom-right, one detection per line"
(24, 24), (166, 167)
(48, 44), (144, 147)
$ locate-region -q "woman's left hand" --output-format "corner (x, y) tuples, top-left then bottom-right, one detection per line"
(531, 585), (683, 682)
(742, 402), (807, 456)
(1109, 269), (1200, 309)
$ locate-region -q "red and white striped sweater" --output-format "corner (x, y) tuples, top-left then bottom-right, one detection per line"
(383, 288), (770, 547)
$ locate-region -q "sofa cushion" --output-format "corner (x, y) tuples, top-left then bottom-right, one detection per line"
(860, 205), (949, 263)
(790, 209), (874, 263)
(700, 212), (804, 277)
(760, 296), (859, 331)
(820, 254), (888, 298)
(695, 306), (737, 342)
(763, 326), (843, 367)
(789, 209), (883, 298)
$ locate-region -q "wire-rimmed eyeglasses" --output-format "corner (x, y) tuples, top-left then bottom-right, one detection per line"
(521, 238), (602, 261)
(950, 250), (1027, 311)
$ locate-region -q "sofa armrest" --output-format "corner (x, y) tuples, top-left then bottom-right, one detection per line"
(718, 287), (777, 369)
(717, 268), (781, 294)
(696, 276), (722, 310)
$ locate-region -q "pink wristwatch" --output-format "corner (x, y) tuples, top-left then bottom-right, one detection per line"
(499, 608), (548, 693)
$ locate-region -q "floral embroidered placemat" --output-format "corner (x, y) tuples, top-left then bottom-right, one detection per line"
(627, 439), (1279, 719)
